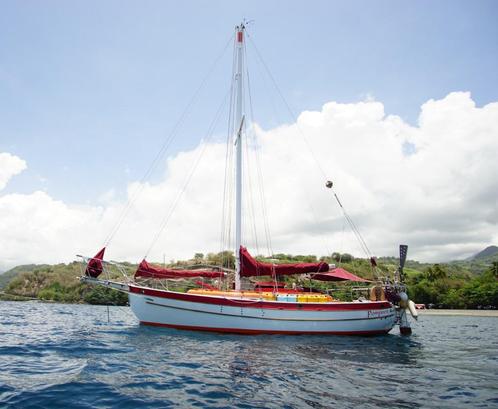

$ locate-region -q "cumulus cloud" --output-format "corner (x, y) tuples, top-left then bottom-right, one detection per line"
(0, 153), (26, 191)
(1, 92), (497, 270)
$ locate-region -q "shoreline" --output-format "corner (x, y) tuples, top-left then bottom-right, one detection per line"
(418, 309), (498, 317)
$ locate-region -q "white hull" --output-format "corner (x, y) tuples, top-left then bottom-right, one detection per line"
(128, 285), (396, 335)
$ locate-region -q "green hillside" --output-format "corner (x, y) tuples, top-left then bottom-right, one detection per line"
(449, 245), (498, 275)
(1, 248), (497, 308)
(1, 262), (128, 305)
(472, 245), (498, 260)
(0, 264), (49, 290)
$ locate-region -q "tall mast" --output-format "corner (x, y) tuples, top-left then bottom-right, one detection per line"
(234, 23), (245, 291)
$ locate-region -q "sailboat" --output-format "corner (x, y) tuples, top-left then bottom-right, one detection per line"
(80, 23), (416, 335)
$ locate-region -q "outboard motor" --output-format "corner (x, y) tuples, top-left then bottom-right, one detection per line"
(384, 245), (417, 335)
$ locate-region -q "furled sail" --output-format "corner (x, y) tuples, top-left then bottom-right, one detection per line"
(135, 259), (225, 280)
(239, 246), (329, 277)
(85, 247), (106, 278)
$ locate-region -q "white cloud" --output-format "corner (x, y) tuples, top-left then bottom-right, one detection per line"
(0, 153), (26, 191)
(1, 91), (497, 270)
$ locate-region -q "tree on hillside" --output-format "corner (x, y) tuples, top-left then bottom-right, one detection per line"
(491, 261), (498, 278)
(206, 251), (235, 269)
(331, 252), (341, 262)
(340, 253), (353, 263)
(330, 252), (353, 263)
(425, 264), (447, 282)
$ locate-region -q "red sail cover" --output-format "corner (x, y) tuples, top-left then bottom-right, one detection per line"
(311, 268), (370, 282)
(85, 247), (106, 278)
(135, 259), (224, 280)
(239, 246), (329, 277)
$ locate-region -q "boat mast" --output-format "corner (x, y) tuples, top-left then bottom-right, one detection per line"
(234, 23), (245, 291)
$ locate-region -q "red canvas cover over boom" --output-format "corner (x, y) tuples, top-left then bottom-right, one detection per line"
(239, 246), (329, 277)
(135, 259), (224, 280)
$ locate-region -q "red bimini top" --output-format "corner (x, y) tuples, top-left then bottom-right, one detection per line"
(311, 268), (370, 282)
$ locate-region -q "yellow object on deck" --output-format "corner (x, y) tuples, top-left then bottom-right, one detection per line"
(296, 293), (333, 303)
(305, 294), (332, 303)
(187, 289), (276, 300)
(187, 289), (332, 303)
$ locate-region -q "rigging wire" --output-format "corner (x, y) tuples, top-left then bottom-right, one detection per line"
(246, 31), (372, 258)
(219, 37), (237, 269)
(238, 43), (260, 255)
(246, 31), (331, 257)
(338, 217), (346, 263)
(243, 120), (260, 254)
(103, 34), (234, 247)
(332, 192), (371, 257)
(244, 42), (274, 257)
(247, 34), (328, 179)
(143, 88), (232, 259)
(220, 36), (237, 267)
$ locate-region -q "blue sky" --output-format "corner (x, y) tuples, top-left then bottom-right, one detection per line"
(1, 0), (497, 204)
(1, 1), (498, 268)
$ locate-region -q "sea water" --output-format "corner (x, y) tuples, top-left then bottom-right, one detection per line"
(0, 301), (497, 408)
